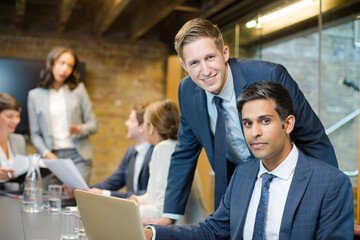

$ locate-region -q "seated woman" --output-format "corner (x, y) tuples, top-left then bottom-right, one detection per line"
(0, 93), (25, 181)
(130, 100), (179, 219)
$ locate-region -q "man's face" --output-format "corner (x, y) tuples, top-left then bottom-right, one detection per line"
(125, 110), (142, 141)
(241, 99), (294, 169)
(180, 37), (229, 95)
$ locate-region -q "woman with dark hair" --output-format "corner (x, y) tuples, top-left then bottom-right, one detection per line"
(0, 93), (25, 180)
(27, 46), (97, 184)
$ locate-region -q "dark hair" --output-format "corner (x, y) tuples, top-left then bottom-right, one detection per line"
(145, 100), (179, 140)
(237, 81), (294, 124)
(175, 18), (224, 60)
(38, 46), (80, 90)
(0, 93), (21, 112)
(132, 103), (149, 125)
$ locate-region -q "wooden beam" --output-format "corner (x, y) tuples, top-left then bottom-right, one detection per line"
(94, 0), (131, 36)
(130, 0), (186, 39)
(15, 0), (26, 29)
(197, 0), (237, 19)
(174, 5), (198, 12)
(57, 0), (77, 33)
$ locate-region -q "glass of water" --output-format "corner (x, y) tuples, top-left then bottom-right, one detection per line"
(76, 212), (87, 240)
(48, 184), (62, 215)
(61, 210), (78, 240)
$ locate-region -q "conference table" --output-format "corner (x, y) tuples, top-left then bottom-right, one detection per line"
(1, 193), (62, 240)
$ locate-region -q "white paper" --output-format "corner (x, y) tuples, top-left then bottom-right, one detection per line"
(11, 155), (48, 176)
(42, 159), (89, 189)
(11, 155), (30, 176)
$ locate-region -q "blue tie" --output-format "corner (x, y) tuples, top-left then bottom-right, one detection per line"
(213, 96), (227, 209)
(253, 173), (275, 240)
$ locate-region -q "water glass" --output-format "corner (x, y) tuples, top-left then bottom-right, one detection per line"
(60, 210), (78, 240)
(48, 184), (62, 215)
(76, 212), (87, 240)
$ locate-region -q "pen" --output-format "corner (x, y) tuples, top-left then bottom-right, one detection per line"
(7, 172), (12, 178)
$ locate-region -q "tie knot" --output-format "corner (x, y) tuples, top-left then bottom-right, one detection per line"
(261, 173), (275, 188)
(214, 96), (223, 109)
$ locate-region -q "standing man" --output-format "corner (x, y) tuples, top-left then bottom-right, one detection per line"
(65, 103), (154, 198)
(144, 81), (353, 240)
(159, 18), (337, 224)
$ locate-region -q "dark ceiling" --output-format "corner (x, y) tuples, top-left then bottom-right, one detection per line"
(0, 0), (267, 44)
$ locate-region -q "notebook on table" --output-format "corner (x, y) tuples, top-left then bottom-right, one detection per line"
(74, 190), (146, 240)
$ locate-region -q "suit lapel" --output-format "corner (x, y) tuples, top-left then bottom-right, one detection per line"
(279, 151), (313, 239)
(41, 89), (52, 135)
(194, 89), (214, 166)
(63, 87), (72, 125)
(8, 135), (19, 156)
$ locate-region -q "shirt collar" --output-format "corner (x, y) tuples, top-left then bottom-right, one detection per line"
(205, 63), (234, 103)
(135, 141), (151, 156)
(258, 143), (298, 181)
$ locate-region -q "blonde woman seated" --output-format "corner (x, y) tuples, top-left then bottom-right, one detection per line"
(129, 100), (179, 219)
(130, 100), (208, 224)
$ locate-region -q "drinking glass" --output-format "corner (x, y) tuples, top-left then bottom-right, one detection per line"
(48, 184), (62, 215)
(60, 210), (78, 240)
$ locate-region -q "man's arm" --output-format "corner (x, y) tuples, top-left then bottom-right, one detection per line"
(316, 172), (354, 239)
(272, 64), (338, 168)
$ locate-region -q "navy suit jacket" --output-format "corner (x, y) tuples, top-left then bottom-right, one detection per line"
(92, 145), (154, 198)
(155, 150), (353, 240)
(164, 58), (338, 214)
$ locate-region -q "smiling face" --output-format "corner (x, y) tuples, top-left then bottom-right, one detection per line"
(52, 52), (75, 87)
(125, 110), (144, 142)
(241, 99), (294, 171)
(0, 109), (20, 135)
(180, 37), (229, 95)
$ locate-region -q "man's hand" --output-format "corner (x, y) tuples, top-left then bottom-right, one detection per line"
(68, 124), (82, 137)
(62, 184), (75, 198)
(127, 196), (138, 203)
(142, 217), (175, 226)
(45, 152), (58, 159)
(144, 228), (153, 240)
(88, 188), (103, 194)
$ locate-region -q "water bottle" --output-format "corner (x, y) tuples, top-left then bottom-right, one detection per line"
(21, 154), (43, 213)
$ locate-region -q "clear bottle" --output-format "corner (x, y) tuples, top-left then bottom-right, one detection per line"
(21, 154), (43, 213)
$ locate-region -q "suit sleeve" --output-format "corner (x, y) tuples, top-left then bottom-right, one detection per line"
(163, 82), (203, 215)
(76, 83), (98, 138)
(27, 90), (48, 155)
(316, 172), (354, 239)
(272, 64), (338, 168)
(91, 149), (131, 191)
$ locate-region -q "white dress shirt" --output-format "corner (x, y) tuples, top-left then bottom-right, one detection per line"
(0, 139), (15, 168)
(49, 86), (75, 150)
(205, 64), (251, 164)
(243, 143), (298, 240)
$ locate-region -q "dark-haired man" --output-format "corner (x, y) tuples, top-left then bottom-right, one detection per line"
(145, 81), (353, 240)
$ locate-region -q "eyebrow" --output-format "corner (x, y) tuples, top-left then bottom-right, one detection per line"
(242, 114), (274, 121)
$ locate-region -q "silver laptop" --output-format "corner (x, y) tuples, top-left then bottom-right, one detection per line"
(74, 190), (146, 240)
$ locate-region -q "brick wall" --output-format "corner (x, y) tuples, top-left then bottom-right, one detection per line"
(0, 33), (169, 184)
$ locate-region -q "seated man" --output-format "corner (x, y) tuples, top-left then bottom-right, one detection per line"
(145, 81), (354, 239)
(66, 103), (153, 198)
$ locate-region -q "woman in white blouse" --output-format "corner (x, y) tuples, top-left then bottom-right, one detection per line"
(27, 46), (97, 184)
(0, 93), (25, 180)
(131, 100), (179, 219)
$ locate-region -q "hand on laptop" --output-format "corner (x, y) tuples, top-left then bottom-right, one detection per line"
(88, 188), (103, 194)
(142, 217), (174, 226)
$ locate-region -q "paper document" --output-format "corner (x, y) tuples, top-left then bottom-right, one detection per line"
(42, 159), (89, 189)
(11, 155), (48, 176)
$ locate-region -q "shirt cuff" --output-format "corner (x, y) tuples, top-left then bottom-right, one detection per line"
(102, 190), (111, 196)
(163, 213), (180, 220)
(145, 226), (156, 240)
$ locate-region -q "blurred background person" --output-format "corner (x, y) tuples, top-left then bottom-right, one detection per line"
(64, 103), (154, 198)
(28, 46), (97, 185)
(130, 100), (208, 224)
(0, 93), (25, 182)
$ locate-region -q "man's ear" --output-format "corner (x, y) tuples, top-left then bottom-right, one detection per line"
(138, 123), (145, 133)
(222, 45), (230, 62)
(284, 115), (295, 135)
(180, 59), (188, 73)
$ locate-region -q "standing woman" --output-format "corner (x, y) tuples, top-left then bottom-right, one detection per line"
(28, 46), (97, 183)
(0, 93), (25, 181)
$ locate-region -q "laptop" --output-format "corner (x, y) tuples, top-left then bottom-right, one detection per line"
(74, 190), (146, 240)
